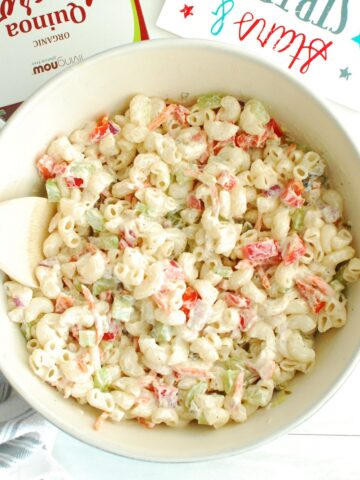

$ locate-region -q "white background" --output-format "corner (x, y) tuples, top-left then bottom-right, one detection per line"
(53, 1), (360, 478)
(1, 1), (355, 478)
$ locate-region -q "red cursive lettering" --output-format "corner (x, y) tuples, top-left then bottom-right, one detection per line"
(234, 10), (333, 74)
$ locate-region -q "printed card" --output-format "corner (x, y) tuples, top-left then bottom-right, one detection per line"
(157, 0), (360, 111)
(0, 0), (149, 119)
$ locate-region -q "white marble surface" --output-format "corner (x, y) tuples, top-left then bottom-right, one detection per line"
(47, 1), (360, 477)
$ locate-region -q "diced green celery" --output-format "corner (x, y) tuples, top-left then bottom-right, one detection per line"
(330, 279), (345, 292)
(243, 386), (269, 407)
(241, 221), (253, 233)
(165, 211), (184, 228)
(334, 264), (347, 286)
(70, 161), (95, 178)
(87, 209), (105, 231)
(92, 278), (116, 296)
(175, 170), (191, 185)
(112, 294), (134, 321)
(73, 277), (83, 292)
(223, 370), (239, 394)
(93, 368), (110, 391)
(242, 99), (270, 133)
(79, 330), (97, 347)
(96, 235), (119, 250)
(291, 208), (305, 231)
(45, 179), (61, 202)
(86, 209), (105, 232)
(198, 414), (208, 425)
(152, 322), (173, 343)
(135, 203), (149, 215)
(20, 322), (33, 341)
(270, 389), (291, 408)
(223, 357), (245, 370)
(184, 382), (207, 409)
(135, 202), (156, 218)
(214, 266), (233, 278)
(197, 94), (223, 110)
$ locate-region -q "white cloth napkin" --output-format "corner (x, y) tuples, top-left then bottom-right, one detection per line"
(0, 373), (71, 480)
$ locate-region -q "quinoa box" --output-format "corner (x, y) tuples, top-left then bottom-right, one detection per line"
(0, 0), (149, 120)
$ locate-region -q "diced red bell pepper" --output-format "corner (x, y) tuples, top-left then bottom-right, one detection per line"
(224, 293), (250, 308)
(102, 331), (116, 341)
(102, 321), (119, 341)
(173, 104), (190, 125)
(217, 171), (238, 191)
(36, 155), (55, 179)
(239, 307), (258, 331)
(186, 194), (204, 210)
(151, 381), (178, 408)
(65, 176), (84, 188)
(89, 115), (111, 143)
(213, 137), (235, 155)
(180, 286), (200, 318)
(295, 275), (332, 314)
(234, 132), (262, 150)
(266, 118), (284, 138)
(55, 293), (74, 314)
(36, 155), (67, 179)
(282, 233), (306, 265)
(264, 185), (282, 197)
(243, 239), (279, 264)
(164, 260), (185, 281)
(280, 180), (305, 208)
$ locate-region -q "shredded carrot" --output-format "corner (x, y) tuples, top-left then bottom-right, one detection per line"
(81, 285), (95, 309)
(147, 104), (177, 131)
(230, 371), (245, 410)
(173, 366), (212, 379)
(183, 168), (201, 180)
(210, 185), (220, 217)
(62, 277), (74, 291)
(133, 336), (140, 352)
(134, 393), (151, 406)
(94, 412), (109, 431)
(77, 358), (88, 373)
(86, 243), (98, 255)
(137, 417), (156, 429)
(256, 266), (271, 290)
(140, 372), (157, 387)
(286, 144), (297, 155)
(254, 212), (262, 232)
(55, 293), (74, 314)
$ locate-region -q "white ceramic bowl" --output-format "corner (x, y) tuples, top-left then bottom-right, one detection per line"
(0, 39), (359, 462)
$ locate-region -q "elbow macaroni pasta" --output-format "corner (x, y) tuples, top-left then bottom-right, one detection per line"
(5, 94), (359, 430)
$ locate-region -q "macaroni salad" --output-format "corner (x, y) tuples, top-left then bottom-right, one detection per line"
(6, 94), (360, 429)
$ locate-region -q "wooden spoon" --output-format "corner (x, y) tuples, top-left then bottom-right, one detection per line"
(0, 197), (56, 288)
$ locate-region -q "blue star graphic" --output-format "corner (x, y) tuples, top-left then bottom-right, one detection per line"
(352, 34), (360, 47)
(339, 67), (352, 80)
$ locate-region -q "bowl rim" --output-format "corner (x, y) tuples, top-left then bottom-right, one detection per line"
(1, 37), (360, 463)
